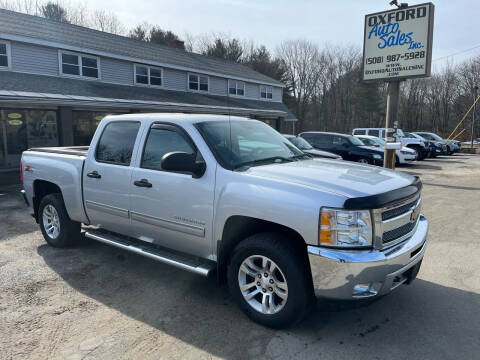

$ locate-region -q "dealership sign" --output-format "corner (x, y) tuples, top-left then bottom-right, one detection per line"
(363, 3), (434, 81)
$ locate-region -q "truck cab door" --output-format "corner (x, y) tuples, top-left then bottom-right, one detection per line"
(128, 122), (215, 259)
(83, 120), (142, 235)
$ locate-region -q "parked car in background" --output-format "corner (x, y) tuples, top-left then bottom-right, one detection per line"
(352, 128), (428, 160)
(299, 132), (384, 165)
(283, 135), (342, 159)
(413, 132), (456, 155)
(21, 114), (429, 328)
(404, 132), (445, 157)
(354, 135), (417, 165)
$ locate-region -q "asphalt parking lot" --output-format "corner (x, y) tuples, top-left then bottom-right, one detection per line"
(1, 154), (479, 360)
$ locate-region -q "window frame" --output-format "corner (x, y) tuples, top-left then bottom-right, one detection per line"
(134, 64), (164, 88)
(94, 120), (141, 166)
(187, 73), (209, 93)
(260, 85), (273, 100)
(139, 122), (202, 175)
(58, 50), (101, 80)
(228, 80), (245, 97)
(0, 40), (12, 70)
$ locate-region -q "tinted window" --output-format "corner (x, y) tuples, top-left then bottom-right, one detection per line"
(333, 136), (348, 146)
(354, 129), (366, 135)
(141, 127), (195, 171)
(96, 122), (140, 165)
(368, 129), (380, 137)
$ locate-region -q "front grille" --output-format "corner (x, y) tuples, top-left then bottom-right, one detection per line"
(382, 221), (417, 244)
(382, 199), (417, 221)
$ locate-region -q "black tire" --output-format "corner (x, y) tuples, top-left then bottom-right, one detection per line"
(357, 157), (371, 165)
(395, 155), (400, 166)
(411, 146), (426, 160)
(227, 232), (313, 328)
(39, 193), (81, 247)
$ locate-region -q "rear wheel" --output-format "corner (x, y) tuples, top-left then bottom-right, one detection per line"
(39, 193), (81, 247)
(227, 233), (313, 328)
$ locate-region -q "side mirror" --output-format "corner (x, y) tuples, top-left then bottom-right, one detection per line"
(161, 152), (206, 178)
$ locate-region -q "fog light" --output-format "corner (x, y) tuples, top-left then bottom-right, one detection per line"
(352, 282), (382, 298)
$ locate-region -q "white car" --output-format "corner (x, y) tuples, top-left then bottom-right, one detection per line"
(355, 135), (417, 164)
(352, 128), (427, 160)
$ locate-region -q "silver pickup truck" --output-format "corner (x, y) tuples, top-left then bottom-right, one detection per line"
(21, 114), (428, 328)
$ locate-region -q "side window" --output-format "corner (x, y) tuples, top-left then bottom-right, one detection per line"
(369, 129), (380, 137)
(96, 122), (140, 165)
(333, 136), (347, 145)
(354, 129), (366, 135)
(141, 127), (195, 171)
(301, 134), (313, 142)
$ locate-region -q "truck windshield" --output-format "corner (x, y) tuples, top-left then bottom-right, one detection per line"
(196, 120), (304, 170)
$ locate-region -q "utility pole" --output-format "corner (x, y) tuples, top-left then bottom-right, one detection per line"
(384, 81), (401, 169)
(472, 85), (478, 148)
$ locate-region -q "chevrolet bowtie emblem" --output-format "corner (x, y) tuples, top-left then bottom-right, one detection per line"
(410, 206), (420, 222)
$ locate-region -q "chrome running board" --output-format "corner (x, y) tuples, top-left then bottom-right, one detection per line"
(85, 230), (214, 277)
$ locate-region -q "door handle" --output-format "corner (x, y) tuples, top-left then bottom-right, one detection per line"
(134, 179), (152, 188)
(87, 171), (101, 179)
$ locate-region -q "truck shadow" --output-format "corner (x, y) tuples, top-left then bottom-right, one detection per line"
(38, 240), (480, 359)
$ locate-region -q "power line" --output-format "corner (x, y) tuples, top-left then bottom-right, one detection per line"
(433, 44), (480, 62)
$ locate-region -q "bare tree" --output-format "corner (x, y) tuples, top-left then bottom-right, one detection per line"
(90, 9), (125, 34)
(277, 40), (326, 129)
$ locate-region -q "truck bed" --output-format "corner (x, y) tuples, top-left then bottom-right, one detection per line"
(28, 146), (89, 157)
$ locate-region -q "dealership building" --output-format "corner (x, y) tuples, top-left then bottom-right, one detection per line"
(0, 9), (295, 179)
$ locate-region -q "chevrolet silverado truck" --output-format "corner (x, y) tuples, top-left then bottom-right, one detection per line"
(21, 114), (428, 328)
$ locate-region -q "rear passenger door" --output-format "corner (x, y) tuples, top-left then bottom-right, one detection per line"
(128, 123), (215, 258)
(83, 121), (142, 235)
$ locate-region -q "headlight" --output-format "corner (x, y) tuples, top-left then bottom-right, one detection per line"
(373, 154), (382, 160)
(319, 208), (373, 248)
(400, 150), (410, 154)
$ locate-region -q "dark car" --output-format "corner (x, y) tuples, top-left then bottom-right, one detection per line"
(283, 134), (342, 159)
(298, 132), (384, 165)
(404, 132), (442, 157)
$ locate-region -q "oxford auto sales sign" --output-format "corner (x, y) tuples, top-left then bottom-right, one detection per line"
(363, 3), (434, 81)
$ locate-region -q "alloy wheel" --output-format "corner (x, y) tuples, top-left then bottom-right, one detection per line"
(238, 255), (288, 315)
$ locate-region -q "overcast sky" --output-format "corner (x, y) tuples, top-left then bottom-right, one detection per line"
(85, 0), (479, 69)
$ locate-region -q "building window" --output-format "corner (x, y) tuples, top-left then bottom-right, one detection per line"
(0, 109), (58, 169)
(229, 80), (245, 96)
(60, 51), (99, 79)
(0, 41), (11, 69)
(260, 86), (273, 100)
(188, 74), (209, 92)
(73, 111), (122, 146)
(134, 64), (163, 87)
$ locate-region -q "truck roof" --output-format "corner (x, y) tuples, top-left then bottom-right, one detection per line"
(103, 113), (255, 124)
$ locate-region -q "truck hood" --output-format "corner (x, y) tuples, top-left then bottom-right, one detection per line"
(244, 159), (415, 198)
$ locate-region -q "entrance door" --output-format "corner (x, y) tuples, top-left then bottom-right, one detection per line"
(0, 109), (59, 170)
(129, 123), (215, 258)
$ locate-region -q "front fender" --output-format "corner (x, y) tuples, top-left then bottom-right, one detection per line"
(213, 168), (345, 247)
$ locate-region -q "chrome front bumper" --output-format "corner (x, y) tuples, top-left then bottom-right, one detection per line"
(308, 215), (428, 299)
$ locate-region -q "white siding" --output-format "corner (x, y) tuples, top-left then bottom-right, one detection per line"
(210, 76), (228, 96)
(272, 87), (283, 102)
(164, 68), (186, 91)
(245, 83), (259, 99)
(10, 41), (58, 76)
(101, 57), (133, 85)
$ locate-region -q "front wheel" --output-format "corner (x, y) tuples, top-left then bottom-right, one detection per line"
(227, 233), (313, 328)
(39, 193), (81, 247)
(357, 158), (371, 164)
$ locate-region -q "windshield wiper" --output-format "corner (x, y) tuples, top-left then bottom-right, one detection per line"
(233, 156), (295, 170)
(291, 153), (313, 160)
